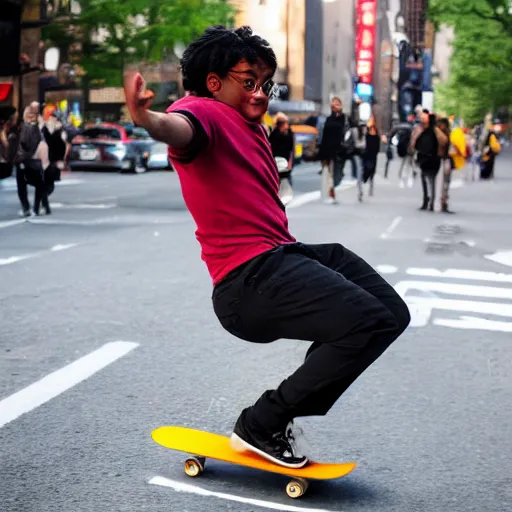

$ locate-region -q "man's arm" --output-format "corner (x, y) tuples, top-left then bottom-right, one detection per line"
(124, 71), (194, 149)
(137, 110), (195, 149)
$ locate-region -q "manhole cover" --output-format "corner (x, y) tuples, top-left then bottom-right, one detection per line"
(435, 223), (461, 235)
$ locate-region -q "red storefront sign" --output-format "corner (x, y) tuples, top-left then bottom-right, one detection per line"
(355, 0), (377, 84)
(0, 83), (13, 102)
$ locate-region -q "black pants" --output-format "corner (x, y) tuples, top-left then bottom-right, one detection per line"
(420, 168), (439, 209)
(16, 160), (50, 214)
(212, 242), (410, 434)
(480, 157), (495, 180)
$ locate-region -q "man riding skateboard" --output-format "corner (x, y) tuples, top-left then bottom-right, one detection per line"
(124, 25), (410, 470)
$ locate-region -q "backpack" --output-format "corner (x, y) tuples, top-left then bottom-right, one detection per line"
(415, 127), (439, 168)
(341, 120), (355, 156)
(486, 131), (501, 156)
(416, 127), (438, 158)
(397, 130), (411, 157)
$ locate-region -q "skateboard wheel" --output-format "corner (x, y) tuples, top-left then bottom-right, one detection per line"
(286, 478), (308, 498)
(184, 457), (205, 477)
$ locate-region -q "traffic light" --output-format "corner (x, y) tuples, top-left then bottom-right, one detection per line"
(0, 0), (22, 76)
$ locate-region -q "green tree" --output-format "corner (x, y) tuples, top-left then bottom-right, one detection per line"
(429, 0), (512, 124)
(43, 0), (235, 87)
(430, 0), (512, 35)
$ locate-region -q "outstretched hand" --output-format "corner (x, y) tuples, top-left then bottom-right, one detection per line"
(123, 70), (155, 126)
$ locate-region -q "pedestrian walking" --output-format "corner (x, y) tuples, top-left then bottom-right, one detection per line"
(361, 114), (380, 200)
(42, 111), (68, 195)
(317, 97), (350, 204)
(269, 113), (295, 185)
(478, 113), (501, 180)
(409, 111), (448, 211)
(395, 125), (414, 188)
(437, 118), (454, 213)
(438, 118), (467, 213)
(15, 105), (51, 217)
(124, 25), (410, 469)
(354, 115), (380, 202)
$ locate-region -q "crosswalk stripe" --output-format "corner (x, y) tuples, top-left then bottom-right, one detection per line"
(406, 267), (512, 283)
(0, 341), (139, 429)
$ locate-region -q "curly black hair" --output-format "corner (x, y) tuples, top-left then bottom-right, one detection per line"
(180, 25), (277, 97)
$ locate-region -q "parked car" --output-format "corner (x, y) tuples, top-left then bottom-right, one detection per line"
(129, 127), (173, 171)
(69, 123), (171, 173)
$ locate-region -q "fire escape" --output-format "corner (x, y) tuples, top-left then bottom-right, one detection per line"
(398, 0), (429, 120)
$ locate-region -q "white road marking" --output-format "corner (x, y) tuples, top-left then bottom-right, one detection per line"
(434, 316), (512, 332)
(287, 181), (356, 209)
(485, 250), (512, 268)
(28, 216), (192, 226)
(0, 341), (139, 429)
(395, 280), (512, 300)
(0, 254), (37, 266)
(380, 216), (402, 239)
(406, 267), (512, 284)
(51, 202), (117, 209)
(450, 179), (465, 189)
(29, 216), (120, 226)
(148, 476), (337, 512)
(0, 243), (79, 267)
(51, 243), (79, 252)
(0, 219), (27, 229)
(376, 265), (398, 274)
(395, 267), (512, 332)
(53, 178), (84, 186)
(402, 297), (512, 318)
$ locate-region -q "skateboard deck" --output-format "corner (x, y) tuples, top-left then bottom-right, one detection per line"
(152, 426), (356, 498)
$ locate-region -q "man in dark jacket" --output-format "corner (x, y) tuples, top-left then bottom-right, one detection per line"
(317, 97), (351, 203)
(15, 106), (50, 217)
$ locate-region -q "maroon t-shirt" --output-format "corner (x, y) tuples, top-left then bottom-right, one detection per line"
(167, 96), (295, 285)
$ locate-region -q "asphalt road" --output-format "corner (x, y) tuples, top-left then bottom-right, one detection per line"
(1, 152), (512, 512)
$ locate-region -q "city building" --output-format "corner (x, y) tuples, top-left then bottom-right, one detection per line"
(232, 0), (306, 102)
(321, 0), (355, 114)
(231, 0), (355, 115)
(372, 0), (431, 130)
(0, 0), (48, 113)
(304, 0), (323, 104)
(38, 1), (183, 123)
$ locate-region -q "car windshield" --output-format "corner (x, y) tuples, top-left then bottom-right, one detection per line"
(83, 127), (122, 140)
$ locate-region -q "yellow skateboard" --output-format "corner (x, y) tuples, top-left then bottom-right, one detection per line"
(152, 426), (356, 499)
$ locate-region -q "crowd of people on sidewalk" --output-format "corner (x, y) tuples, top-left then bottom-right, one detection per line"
(266, 99), (503, 214)
(2, 94), (504, 221)
(0, 102), (70, 217)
